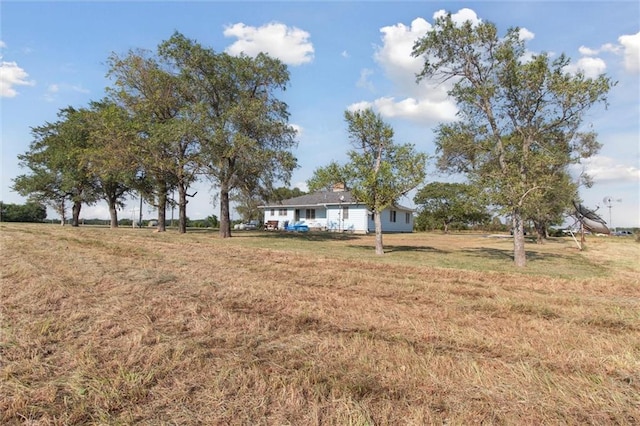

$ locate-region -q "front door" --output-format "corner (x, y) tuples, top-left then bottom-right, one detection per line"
(295, 209), (300, 222)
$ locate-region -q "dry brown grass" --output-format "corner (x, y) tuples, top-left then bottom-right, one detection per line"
(1, 223), (639, 425)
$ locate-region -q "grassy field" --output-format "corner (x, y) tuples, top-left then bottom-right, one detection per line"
(1, 223), (639, 425)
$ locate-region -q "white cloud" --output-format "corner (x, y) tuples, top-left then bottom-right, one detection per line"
(564, 57), (607, 79)
(43, 83), (90, 102)
(0, 40), (6, 49)
(578, 32), (638, 74)
(619, 31), (640, 73)
(346, 101), (373, 113)
(223, 22), (314, 66)
(363, 14), (458, 124)
(290, 123), (303, 138)
(579, 45), (599, 56)
(518, 28), (535, 42)
(294, 181), (309, 192)
(433, 8), (481, 26)
(0, 60), (35, 97)
(356, 68), (374, 92)
(577, 155), (640, 183)
(375, 17), (431, 82)
(341, 50), (349, 59)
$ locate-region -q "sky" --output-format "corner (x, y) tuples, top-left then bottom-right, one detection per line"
(1, 1), (639, 228)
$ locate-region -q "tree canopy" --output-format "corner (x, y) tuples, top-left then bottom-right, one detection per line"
(158, 32), (298, 237)
(414, 182), (489, 233)
(412, 13), (612, 266)
(13, 107), (100, 226)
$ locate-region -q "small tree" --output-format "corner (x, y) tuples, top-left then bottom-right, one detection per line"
(309, 109), (427, 255)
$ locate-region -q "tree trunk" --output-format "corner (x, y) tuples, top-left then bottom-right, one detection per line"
(374, 210), (384, 255)
(107, 195), (119, 229)
(178, 184), (187, 234)
(219, 185), (232, 238)
(534, 220), (546, 244)
(157, 189), (167, 232)
(58, 199), (66, 226)
(443, 221), (449, 234)
(512, 212), (526, 267)
(71, 200), (82, 227)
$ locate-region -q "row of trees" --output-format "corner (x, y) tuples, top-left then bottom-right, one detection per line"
(13, 14), (610, 266)
(13, 32), (298, 237)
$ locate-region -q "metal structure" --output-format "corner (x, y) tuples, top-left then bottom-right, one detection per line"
(568, 201), (610, 249)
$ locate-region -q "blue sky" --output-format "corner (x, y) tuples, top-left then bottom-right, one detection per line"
(2, 1), (639, 227)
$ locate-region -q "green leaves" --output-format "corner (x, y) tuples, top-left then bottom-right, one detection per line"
(412, 12), (612, 266)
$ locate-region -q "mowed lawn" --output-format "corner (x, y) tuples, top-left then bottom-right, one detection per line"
(1, 223), (639, 425)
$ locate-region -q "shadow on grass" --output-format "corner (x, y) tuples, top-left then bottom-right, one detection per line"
(242, 231), (361, 242)
(461, 247), (572, 262)
(351, 244), (449, 254)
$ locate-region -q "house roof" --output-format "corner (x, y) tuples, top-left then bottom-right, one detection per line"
(261, 191), (357, 207)
(259, 190), (414, 211)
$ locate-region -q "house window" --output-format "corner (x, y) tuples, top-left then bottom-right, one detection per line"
(279, 209), (287, 216)
(342, 206), (349, 219)
(270, 208), (275, 216)
(305, 209), (316, 219)
(405, 212), (411, 224)
(390, 210), (397, 223)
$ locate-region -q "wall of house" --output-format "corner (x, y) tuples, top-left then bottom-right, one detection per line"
(262, 205), (371, 232)
(325, 204), (368, 233)
(368, 208), (414, 233)
(263, 207), (295, 229)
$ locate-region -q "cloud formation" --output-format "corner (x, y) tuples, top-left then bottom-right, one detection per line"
(0, 60), (35, 97)
(0, 41), (35, 97)
(224, 22), (314, 66)
(351, 10), (483, 124)
(578, 155), (640, 183)
(619, 31), (640, 73)
(564, 57), (608, 79)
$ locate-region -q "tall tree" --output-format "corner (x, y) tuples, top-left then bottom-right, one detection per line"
(310, 109), (427, 255)
(414, 182), (489, 233)
(158, 32), (298, 238)
(412, 13), (611, 266)
(107, 47), (199, 233)
(13, 107), (99, 226)
(82, 100), (139, 228)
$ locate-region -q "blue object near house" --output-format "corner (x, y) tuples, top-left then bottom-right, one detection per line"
(286, 221), (309, 232)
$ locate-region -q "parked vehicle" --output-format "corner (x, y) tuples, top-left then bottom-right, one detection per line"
(285, 221), (309, 232)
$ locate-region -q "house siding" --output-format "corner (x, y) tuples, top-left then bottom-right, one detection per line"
(260, 191), (414, 233)
(368, 208), (413, 233)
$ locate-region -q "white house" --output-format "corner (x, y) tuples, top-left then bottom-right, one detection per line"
(259, 189), (415, 233)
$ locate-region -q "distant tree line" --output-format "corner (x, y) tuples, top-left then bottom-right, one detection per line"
(0, 201), (47, 223)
